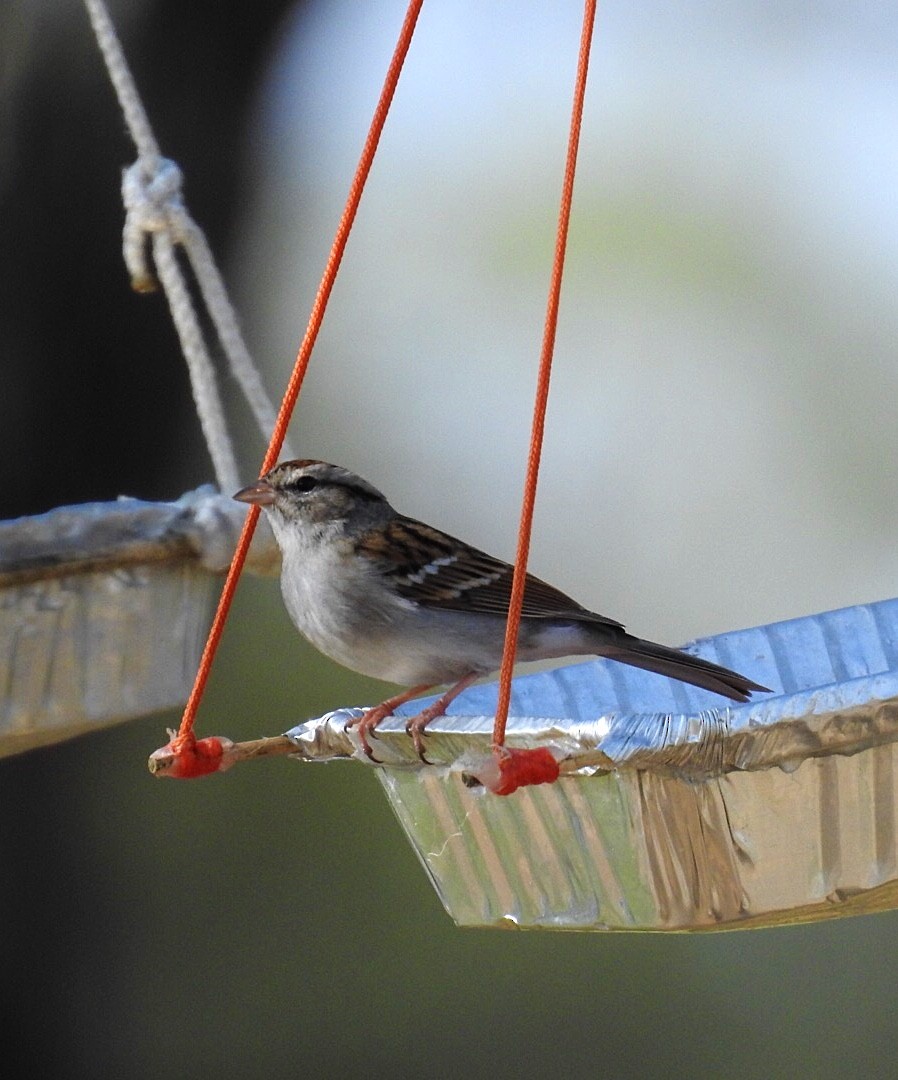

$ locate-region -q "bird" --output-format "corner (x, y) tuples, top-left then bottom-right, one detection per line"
(234, 459), (769, 761)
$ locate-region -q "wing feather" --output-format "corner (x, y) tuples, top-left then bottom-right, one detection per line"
(356, 517), (624, 629)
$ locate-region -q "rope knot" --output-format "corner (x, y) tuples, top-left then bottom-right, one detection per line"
(121, 158), (186, 291)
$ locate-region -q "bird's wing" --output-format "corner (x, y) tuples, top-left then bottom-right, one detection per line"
(356, 516), (624, 628)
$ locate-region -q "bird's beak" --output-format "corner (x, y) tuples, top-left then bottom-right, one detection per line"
(233, 479), (277, 506)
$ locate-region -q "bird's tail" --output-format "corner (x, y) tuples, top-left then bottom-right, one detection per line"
(600, 633), (769, 702)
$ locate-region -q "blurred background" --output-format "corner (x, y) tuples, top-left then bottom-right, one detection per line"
(3, 1), (898, 1076)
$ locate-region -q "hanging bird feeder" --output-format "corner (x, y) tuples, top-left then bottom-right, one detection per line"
(0, 0), (285, 757)
(0, 490), (278, 758)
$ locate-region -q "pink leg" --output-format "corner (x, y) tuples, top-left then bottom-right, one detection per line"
(347, 684), (434, 762)
(405, 672), (479, 763)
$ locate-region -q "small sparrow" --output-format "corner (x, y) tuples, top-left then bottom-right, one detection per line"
(235, 460), (769, 760)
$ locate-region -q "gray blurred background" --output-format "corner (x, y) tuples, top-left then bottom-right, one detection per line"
(3, 1), (898, 1077)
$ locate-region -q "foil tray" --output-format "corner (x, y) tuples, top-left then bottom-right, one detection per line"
(0, 563), (218, 757)
(0, 490), (277, 757)
(285, 597), (898, 931)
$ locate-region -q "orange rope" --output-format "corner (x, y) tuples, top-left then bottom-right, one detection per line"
(492, 0), (597, 750)
(173, 0), (425, 748)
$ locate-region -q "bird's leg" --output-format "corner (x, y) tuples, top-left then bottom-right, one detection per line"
(348, 684), (434, 762)
(405, 672), (479, 763)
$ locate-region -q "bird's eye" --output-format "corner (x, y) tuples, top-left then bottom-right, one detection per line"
(289, 475), (319, 494)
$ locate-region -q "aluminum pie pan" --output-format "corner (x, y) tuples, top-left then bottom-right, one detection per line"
(0, 489), (278, 757)
(284, 597), (898, 931)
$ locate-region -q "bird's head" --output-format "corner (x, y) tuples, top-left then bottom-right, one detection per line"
(234, 459), (390, 534)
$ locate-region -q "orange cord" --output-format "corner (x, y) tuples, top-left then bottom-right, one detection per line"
(491, 0), (597, 750)
(173, 0), (425, 749)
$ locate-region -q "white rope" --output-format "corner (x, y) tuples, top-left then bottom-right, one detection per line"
(123, 164), (239, 491)
(82, 0), (160, 167)
(83, 0), (294, 493)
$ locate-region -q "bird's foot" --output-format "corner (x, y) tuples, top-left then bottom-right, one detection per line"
(404, 704), (444, 765)
(346, 683), (436, 763)
(347, 705), (392, 763)
(404, 672), (480, 764)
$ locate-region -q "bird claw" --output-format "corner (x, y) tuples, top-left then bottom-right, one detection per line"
(360, 737), (382, 765)
(404, 716), (434, 765)
(345, 712), (383, 764)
